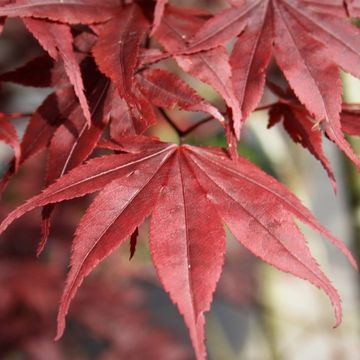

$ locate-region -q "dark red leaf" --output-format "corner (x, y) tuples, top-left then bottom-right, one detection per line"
(0, 55), (56, 88)
(341, 108), (360, 136)
(92, 4), (149, 99)
(38, 79), (110, 255)
(24, 19), (91, 125)
(268, 103), (336, 189)
(0, 0), (120, 24)
(20, 87), (76, 164)
(230, 2), (272, 122)
(137, 68), (224, 123)
(150, 150), (225, 359)
(154, 8), (241, 137)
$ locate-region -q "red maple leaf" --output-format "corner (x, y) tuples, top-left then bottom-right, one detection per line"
(174, 0), (360, 159)
(0, 1), (359, 359)
(0, 137), (356, 360)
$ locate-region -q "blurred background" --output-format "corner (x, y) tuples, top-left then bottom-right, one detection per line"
(0, 1), (359, 359)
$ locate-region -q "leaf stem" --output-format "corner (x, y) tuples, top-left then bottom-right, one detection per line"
(182, 115), (213, 136)
(158, 108), (216, 141)
(158, 108), (185, 137)
(255, 103), (279, 112)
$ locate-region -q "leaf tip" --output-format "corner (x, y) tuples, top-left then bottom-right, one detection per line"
(54, 316), (65, 342)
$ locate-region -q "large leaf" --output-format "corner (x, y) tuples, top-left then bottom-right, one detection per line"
(182, 0), (360, 154)
(0, 138), (356, 359)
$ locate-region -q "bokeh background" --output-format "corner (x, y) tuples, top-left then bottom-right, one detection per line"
(0, 1), (359, 359)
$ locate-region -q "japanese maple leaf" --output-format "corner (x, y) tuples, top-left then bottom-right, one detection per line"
(268, 102), (336, 188)
(0, 87), (74, 193)
(183, 0), (360, 161)
(0, 55), (58, 87)
(0, 0), (124, 126)
(3, 22), (91, 127)
(154, 6), (242, 138)
(0, 48), (92, 191)
(39, 77), (111, 255)
(0, 50), (150, 195)
(264, 81), (338, 189)
(92, 3), (149, 100)
(0, 137), (356, 360)
(265, 80), (360, 187)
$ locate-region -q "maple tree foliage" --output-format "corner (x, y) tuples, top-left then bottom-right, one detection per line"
(0, 0), (359, 359)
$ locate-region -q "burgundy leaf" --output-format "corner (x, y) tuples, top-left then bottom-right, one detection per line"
(0, 0), (121, 24)
(0, 141), (175, 235)
(24, 19), (91, 125)
(187, 2), (254, 52)
(20, 87), (76, 164)
(230, 2), (272, 122)
(92, 4), (149, 99)
(176, 47), (241, 137)
(150, 150), (225, 360)
(341, 108), (360, 136)
(56, 149), (174, 340)
(39, 80), (110, 255)
(268, 103), (336, 189)
(0, 2), (359, 359)
(154, 8), (241, 137)
(0, 55), (56, 88)
(137, 68), (224, 124)
(272, 2), (360, 168)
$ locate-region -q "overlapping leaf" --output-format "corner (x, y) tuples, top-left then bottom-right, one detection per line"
(136, 68), (224, 123)
(265, 82), (338, 188)
(341, 105), (360, 136)
(23, 18), (91, 125)
(173, 0), (360, 160)
(39, 76), (111, 254)
(0, 1), (359, 359)
(154, 6), (241, 137)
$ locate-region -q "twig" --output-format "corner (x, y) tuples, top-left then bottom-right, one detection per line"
(158, 108), (184, 137)
(255, 103), (279, 112)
